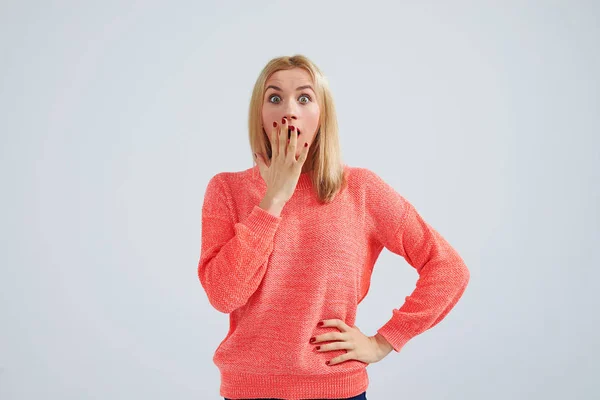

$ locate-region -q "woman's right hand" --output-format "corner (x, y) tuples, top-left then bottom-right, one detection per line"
(254, 117), (311, 204)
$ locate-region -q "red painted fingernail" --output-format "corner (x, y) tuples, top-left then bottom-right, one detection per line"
(290, 126), (295, 131)
(326, 361), (330, 365)
(273, 121), (277, 127)
(282, 117), (286, 124)
(317, 322), (324, 327)
(316, 346), (320, 350)
(309, 337), (315, 343)
(304, 142), (308, 147)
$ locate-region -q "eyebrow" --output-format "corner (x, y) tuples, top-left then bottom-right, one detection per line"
(265, 84), (315, 93)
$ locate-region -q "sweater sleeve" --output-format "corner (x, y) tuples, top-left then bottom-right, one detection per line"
(197, 173), (282, 314)
(363, 169), (470, 353)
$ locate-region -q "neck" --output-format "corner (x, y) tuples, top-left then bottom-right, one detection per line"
(301, 156), (314, 174)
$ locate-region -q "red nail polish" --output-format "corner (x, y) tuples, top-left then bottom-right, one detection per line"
(309, 337), (315, 343)
(273, 121), (277, 127)
(304, 143), (308, 147)
(326, 361), (330, 365)
(316, 346), (320, 350)
(317, 322), (323, 327)
(282, 117), (286, 124)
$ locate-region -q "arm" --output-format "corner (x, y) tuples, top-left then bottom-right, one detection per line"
(376, 200), (470, 353)
(362, 168), (470, 353)
(197, 174), (283, 313)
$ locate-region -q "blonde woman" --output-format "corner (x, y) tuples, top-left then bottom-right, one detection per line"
(198, 54), (470, 400)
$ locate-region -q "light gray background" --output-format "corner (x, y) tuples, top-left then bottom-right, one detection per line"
(1, 1), (598, 399)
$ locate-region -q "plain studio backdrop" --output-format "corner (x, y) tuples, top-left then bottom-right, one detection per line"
(1, 1), (598, 399)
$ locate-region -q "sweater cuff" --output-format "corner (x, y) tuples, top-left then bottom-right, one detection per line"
(376, 317), (416, 353)
(241, 204), (282, 239)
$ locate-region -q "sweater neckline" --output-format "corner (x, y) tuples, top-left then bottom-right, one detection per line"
(252, 165), (313, 190)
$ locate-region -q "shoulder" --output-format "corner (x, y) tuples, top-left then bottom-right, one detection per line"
(203, 168), (255, 219)
(344, 164), (389, 189)
(349, 165), (411, 210)
(206, 165), (257, 190)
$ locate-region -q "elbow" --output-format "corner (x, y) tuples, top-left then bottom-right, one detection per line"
(207, 292), (249, 314)
(199, 278), (239, 314)
(197, 267), (247, 314)
(461, 263), (470, 286)
(456, 262), (470, 294)
(207, 295), (238, 314)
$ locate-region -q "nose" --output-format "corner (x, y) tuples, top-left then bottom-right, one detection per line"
(282, 100), (298, 122)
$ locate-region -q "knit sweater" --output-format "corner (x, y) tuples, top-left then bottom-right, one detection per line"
(198, 163), (470, 400)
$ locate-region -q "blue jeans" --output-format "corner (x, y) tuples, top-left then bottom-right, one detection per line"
(224, 391), (367, 400)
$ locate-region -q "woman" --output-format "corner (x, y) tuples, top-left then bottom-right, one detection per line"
(198, 54), (470, 400)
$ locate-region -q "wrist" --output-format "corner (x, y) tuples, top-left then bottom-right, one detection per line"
(260, 195), (286, 217)
(374, 332), (394, 355)
(264, 192), (287, 206)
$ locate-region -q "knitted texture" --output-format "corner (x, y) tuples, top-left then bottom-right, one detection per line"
(198, 164), (470, 400)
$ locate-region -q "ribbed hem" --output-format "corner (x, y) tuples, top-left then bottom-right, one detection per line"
(376, 319), (414, 353)
(242, 204), (282, 239)
(219, 368), (369, 400)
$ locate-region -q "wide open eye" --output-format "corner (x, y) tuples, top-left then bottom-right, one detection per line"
(299, 94), (311, 103)
(268, 94), (312, 104)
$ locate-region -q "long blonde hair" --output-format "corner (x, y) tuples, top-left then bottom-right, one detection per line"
(248, 54), (347, 204)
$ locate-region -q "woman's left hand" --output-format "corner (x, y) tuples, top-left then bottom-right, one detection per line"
(310, 319), (394, 366)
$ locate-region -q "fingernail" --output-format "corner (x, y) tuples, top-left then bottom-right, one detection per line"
(273, 121), (277, 127)
(282, 117), (286, 124)
(317, 321), (323, 327)
(309, 337), (316, 343)
(304, 143), (308, 147)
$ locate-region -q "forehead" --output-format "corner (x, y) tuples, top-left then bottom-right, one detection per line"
(265, 68), (313, 88)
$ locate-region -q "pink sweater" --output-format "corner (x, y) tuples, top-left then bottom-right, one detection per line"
(198, 164), (470, 399)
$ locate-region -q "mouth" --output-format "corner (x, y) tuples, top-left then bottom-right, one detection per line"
(288, 127), (301, 139)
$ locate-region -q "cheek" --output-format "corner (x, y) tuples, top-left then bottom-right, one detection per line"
(261, 107), (274, 124)
(264, 114), (282, 130)
(305, 106), (320, 125)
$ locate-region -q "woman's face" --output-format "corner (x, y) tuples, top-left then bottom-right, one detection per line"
(262, 68), (320, 161)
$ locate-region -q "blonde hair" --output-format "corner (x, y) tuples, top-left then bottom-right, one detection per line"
(248, 54), (347, 204)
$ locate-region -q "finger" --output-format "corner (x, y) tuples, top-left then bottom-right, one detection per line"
(297, 140), (310, 165)
(327, 352), (351, 366)
(287, 125), (298, 161)
(278, 117), (287, 159)
(327, 318), (350, 331)
(270, 121), (280, 159)
(316, 341), (352, 353)
(313, 331), (344, 343)
(267, 121), (277, 154)
(337, 320), (352, 331)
